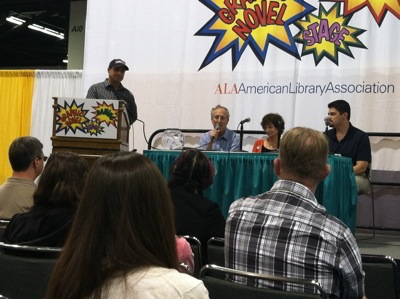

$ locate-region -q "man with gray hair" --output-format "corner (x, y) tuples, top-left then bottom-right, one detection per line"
(225, 127), (366, 298)
(0, 136), (46, 219)
(199, 104), (240, 151)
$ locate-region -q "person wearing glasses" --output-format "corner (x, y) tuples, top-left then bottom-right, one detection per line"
(86, 59), (137, 125)
(4, 152), (89, 247)
(0, 136), (45, 220)
(199, 104), (240, 151)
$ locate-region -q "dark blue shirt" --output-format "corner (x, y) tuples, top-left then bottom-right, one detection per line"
(326, 123), (371, 168)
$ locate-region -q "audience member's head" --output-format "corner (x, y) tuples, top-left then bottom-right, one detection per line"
(260, 113), (285, 135)
(328, 99), (351, 120)
(168, 149), (214, 192)
(33, 152), (89, 209)
(277, 127), (329, 184)
(8, 136), (44, 178)
(46, 152), (178, 299)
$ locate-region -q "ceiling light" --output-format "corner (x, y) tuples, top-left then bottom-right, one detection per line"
(6, 16), (24, 25)
(6, 16), (64, 39)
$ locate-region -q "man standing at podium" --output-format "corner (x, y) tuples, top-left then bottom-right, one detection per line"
(86, 59), (137, 125)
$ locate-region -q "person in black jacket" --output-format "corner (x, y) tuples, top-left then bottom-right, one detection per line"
(3, 152), (89, 247)
(168, 149), (225, 258)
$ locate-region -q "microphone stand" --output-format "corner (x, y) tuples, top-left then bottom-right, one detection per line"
(239, 122), (245, 152)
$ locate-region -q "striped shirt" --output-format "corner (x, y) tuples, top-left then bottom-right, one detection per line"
(225, 180), (365, 298)
(86, 79), (137, 125)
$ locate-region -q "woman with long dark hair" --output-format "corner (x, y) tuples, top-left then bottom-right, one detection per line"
(4, 152), (89, 246)
(45, 152), (208, 299)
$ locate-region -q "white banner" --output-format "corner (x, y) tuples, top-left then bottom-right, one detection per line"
(83, 0), (400, 160)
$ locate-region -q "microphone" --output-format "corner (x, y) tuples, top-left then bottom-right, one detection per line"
(211, 123), (220, 142)
(324, 117), (330, 134)
(239, 117), (251, 125)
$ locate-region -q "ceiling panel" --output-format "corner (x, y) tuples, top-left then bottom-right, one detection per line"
(0, 0), (80, 68)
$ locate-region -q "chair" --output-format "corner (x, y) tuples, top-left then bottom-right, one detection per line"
(0, 242), (62, 299)
(0, 220), (9, 229)
(206, 237), (225, 266)
(361, 254), (399, 299)
(179, 235), (203, 278)
(358, 166), (376, 238)
(0, 220), (9, 242)
(200, 264), (328, 299)
(179, 262), (193, 275)
(0, 241), (62, 258)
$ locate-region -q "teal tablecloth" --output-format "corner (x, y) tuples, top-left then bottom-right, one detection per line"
(143, 150), (357, 232)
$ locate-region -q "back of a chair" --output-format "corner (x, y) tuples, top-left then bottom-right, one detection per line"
(0, 242), (61, 299)
(0, 220), (9, 229)
(0, 253), (58, 299)
(362, 254), (399, 299)
(180, 235), (203, 278)
(200, 264), (327, 299)
(179, 262), (193, 275)
(206, 237), (225, 266)
(0, 221), (9, 242)
(0, 242), (61, 258)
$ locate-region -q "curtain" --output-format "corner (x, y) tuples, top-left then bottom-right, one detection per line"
(30, 70), (84, 159)
(0, 70), (35, 184)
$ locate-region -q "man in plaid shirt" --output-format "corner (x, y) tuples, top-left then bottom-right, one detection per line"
(225, 127), (366, 299)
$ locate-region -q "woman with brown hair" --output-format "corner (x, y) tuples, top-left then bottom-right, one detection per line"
(4, 151), (89, 247)
(168, 149), (225, 256)
(252, 113), (285, 153)
(45, 152), (208, 299)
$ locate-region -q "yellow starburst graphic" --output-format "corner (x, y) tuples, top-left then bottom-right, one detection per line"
(295, 3), (367, 65)
(92, 101), (119, 127)
(196, 0), (315, 69)
(326, 0), (400, 25)
(56, 100), (90, 134)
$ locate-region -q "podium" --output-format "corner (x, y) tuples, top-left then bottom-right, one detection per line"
(51, 97), (129, 167)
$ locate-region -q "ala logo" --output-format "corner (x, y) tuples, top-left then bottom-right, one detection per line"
(215, 83), (239, 94)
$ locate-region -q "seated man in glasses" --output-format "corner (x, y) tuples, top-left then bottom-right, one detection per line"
(199, 104), (240, 151)
(0, 136), (46, 219)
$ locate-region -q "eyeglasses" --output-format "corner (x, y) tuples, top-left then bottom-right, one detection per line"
(37, 155), (48, 162)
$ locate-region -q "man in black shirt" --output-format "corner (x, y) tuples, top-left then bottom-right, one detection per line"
(326, 100), (371, 193)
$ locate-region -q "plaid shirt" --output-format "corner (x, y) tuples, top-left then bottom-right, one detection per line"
(225, 180), (365, 298)
(86, 79), (137, 125)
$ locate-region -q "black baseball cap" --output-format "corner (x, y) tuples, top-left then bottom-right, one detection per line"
(109, 59), (129, 70)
